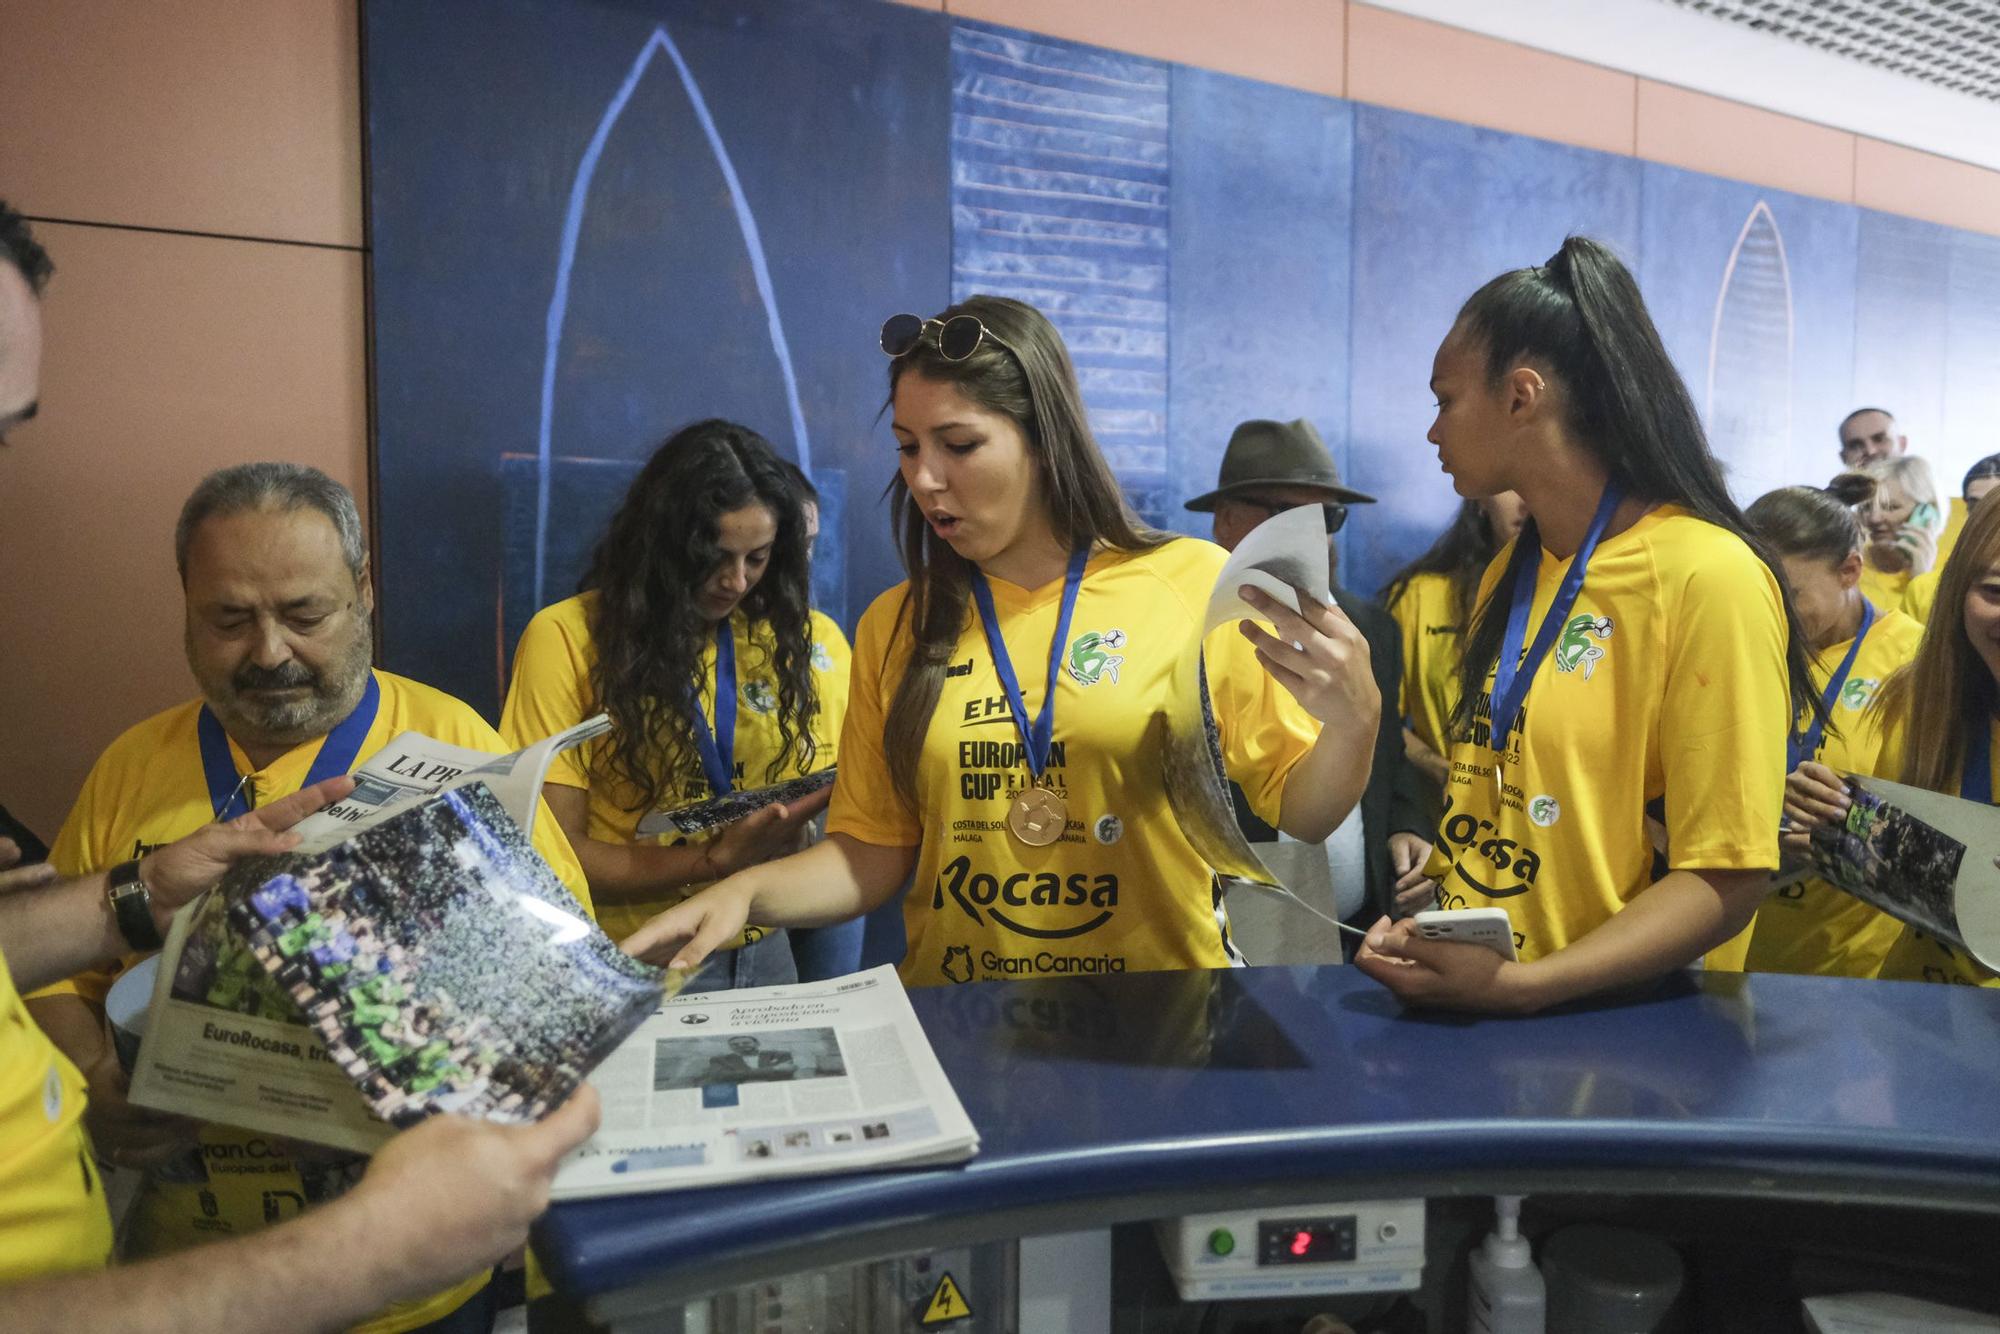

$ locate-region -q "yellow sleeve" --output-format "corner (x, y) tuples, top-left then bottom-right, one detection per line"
(500, 601), (596, 791)
(1661, 549), (1788, 871)
(824, 594), (922, 848)
(1899, 571), (1938, 624)
(1207, 618), (1323, 830)
(809, 610), (852, 769)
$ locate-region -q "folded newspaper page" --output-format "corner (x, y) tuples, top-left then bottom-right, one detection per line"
(552, 964), (979, 1199)
(1161, 504), (1334, 902)
(635, 767), (837, 838)
(1808, 774), (2000, 971)
(127, 719), (652, 1152)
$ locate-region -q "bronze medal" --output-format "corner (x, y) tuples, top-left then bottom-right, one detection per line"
(1007, 786), (1068, 847)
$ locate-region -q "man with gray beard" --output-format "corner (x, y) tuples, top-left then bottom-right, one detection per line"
(27, 462), (596, 1333)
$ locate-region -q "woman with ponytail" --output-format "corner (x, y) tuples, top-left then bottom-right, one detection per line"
(1785, 493), (2000, 987)
(1741, 478), (1921, 977)
(1356, 237), (1818, 1012)
(622, 295), (1382, 985)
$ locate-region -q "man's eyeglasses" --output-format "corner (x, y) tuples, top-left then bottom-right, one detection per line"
(1234, 497), (1348, 535)
(880, 313), (1001, 363)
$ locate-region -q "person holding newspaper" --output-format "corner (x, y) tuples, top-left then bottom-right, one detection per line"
(27, 462), (595, 1332)
(1739, 479), (1922, 978)
(1351, 237), (1816, 1012)
(0, 775), (602, 1334)
(1783, 492), (2000, 988)
(501, 419), (848, 986)
(621, 295), (1379, 986)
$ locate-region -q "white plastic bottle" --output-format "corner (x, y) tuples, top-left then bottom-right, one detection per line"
(1467, 1195), (1545, 1334)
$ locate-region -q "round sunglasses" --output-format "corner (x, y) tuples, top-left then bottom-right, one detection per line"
(879, 312), (1000, 362)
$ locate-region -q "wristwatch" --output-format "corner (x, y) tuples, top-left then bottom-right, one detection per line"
(106, 859), (165, 952)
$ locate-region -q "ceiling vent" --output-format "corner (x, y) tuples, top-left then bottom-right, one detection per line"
(1661, 1), (2000, 102)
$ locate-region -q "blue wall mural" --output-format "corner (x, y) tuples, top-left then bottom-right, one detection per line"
(366, 0), (2000, 718)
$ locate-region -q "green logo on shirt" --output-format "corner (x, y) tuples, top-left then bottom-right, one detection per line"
(1066, 629), (1127, 686)
(1841, 677), (1879, 710)
(743, 680), (779, 714)
(1553, 614), (1614, 680)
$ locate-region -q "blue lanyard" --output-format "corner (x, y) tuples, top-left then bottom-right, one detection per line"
(196, 671), (381, 820)
(688, 622), (737, 796)
(1965, 718), (1992, 805)
(969, 547), (1089, 782)
(1787, 599), (1875, 772)
(1489, 484), (1624, 754)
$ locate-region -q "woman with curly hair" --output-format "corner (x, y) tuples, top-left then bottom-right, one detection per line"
(502, 419), (846, 990)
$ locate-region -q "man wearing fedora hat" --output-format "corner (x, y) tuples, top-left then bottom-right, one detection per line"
(1189, 419), (1435, 947)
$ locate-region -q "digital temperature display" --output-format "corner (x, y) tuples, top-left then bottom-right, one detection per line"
(1256, 1216), (1358, 1266)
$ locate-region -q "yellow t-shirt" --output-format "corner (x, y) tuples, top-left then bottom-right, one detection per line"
(0, 946), (113, 1285)
(1899, 569), (1939, 624)
(1422, 507), (1790, 964)
(39, 669), (591, 1333)
(827, 539), (1322, 987)
(1386, 570), (1462, 761)
(1744, 606), (1922, 978)
(1874, 715), (2000, 988)
(500, 593), (849, 945)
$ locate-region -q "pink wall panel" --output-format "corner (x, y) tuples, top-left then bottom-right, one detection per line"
(1345, 3), (1635, 157)
(1636, 80), (1856, 206)
(1856, 138), (2000, 240)
(0, 0), (362, 246)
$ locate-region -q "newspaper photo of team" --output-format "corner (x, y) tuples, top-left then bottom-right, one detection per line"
(229, 783), (664, 1127)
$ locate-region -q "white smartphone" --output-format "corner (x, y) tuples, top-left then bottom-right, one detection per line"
(1411, 907), (1519, 961)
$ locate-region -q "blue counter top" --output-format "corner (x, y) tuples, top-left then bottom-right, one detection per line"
(537, 965), (2000, 1312)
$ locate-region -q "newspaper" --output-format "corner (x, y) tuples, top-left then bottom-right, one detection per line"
(126, 718), (634, 1153)
(1807, 774), (2000, 970)
(552, 964), (979, 1198)
(635, 767), (837, 838)
(1158, 505), (1362, 936)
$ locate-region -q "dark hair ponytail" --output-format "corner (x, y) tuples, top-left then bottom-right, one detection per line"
(1448, 237), (1822, 738)
(1381, 500), (1503, 625)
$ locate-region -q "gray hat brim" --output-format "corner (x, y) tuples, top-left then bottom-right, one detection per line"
(1183, 478), (1378, 513)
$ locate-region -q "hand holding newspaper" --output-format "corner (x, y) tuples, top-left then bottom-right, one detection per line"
(552, 964), (978, 1198)
(125, 718), (672, 1153)
(1158, 504), (1363, 939)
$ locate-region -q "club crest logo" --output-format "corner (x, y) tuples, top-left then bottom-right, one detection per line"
(742, 680), (779, 714)
(1554, 614), (1614, 680)
(1528, 795), (1561, 827)
(940, 944), (974, 984)
(1066, 629), (1127, 686)
(1841, 677), (1879, 710)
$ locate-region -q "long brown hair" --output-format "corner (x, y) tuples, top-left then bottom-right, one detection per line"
(881, 295), (1166, 807)
(1878, 488), (2000, 792)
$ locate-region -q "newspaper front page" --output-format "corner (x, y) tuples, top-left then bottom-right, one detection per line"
(553, 965), (979, 1198)
(126, 718), (613, 1152)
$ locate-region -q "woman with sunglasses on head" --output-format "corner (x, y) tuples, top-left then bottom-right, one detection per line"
(501, 419), (846, 990)
(1784, 493), (2000, 988)
(1355, 236), (1819, 1012)
(1382, 493), (1528, 796)
(1898, 452), (2000, 625)
(1739, 478), (1921, 978)
(1853, 454), (1944, 613)
(622, 296), (1380, 985)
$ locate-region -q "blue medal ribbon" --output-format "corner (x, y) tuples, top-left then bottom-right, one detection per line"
(1964, 717), (1992, 805)
(1489, 483), (1624, 755)
(197, 671), (381, 820)
(969, 547), (1089, 784)
(688, 622), (737, 796)
(1786, 599), (1875, 773)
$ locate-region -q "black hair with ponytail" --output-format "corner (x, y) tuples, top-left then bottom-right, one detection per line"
(1447, 236), (1823, 738)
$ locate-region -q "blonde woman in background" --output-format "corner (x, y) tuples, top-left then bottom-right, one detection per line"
(1854, 455), (1943, 610)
